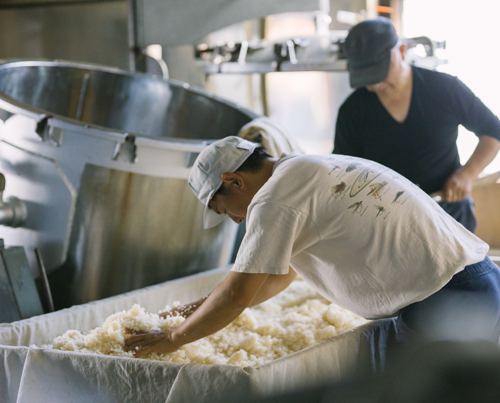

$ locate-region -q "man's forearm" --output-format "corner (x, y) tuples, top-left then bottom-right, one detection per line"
(160, 295), (209, 318)
(126, 270), (297, 357)
(170, 272), (269, 347)
(249, 268), (297, 307)
(170, 292), (245, 347)
(462, 135), (500, 179)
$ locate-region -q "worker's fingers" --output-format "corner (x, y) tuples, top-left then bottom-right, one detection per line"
(124, 331), (149, 344)
(125, 329), (164, 348)
(124, 327), (146, 335)
(443, 169), (473, 203)
(124, 329), (177, 357)
(134, 345), (155, 358)
(127, 333), (161, 348)
(444, 185), (467, 203)
(443, 181), (460, 202)
(448, 187), (459, 202)
(159, 309), (177, 319)
(125, 335), (147, 348)
(159, 305), (190, 319)
(444, 186), (453, 202)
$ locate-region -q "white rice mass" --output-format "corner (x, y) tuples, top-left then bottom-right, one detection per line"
(46, 279), (367, 367)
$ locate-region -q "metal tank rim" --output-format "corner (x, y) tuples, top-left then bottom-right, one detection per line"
(0, 59), (260, 150)
(0, 58), (247, 289)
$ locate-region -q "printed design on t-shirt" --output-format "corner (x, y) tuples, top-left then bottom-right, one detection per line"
(346, 162), (362, 172)
(331, 181), (347, 198)
(367, 181), (388, 200)
(347, 201), (368, 216)
(391, 189), (411, 205)
(374, 205), (389, 218)
(392, 191), (404, 204)
(349, 166), (389, 197)
(328, 165), (342, 175)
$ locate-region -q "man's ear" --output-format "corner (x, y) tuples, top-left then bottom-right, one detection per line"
(399, 43), (408, 61)
(221, 172), (245, 189)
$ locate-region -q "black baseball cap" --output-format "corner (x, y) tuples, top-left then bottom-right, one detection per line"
(343, 17), (398, 88)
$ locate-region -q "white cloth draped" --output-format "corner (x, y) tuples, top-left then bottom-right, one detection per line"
(237, 117), (304, 158)
(0, 267), (389, 403)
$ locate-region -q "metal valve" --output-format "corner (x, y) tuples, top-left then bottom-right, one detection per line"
(0, 173), (27, 227)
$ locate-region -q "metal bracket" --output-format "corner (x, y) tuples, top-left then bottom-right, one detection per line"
(112, 134), (137, 163)
(0, 108), (13, 124)
(237, 41), (249, 65)
(286, 40), (298, 64)
(0, 242), (44, 320)
(274, 39), (299, 64)
(0, 240), (20, 322)
(35, 115), (64, 146)
(35, 114), (50, 138)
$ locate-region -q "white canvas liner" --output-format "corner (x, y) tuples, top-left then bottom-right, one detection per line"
(0, 267), (393, 403)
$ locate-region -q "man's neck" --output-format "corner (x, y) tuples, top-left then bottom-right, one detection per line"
(376, 63), (413, 123)
(259, 158), (278, 183)
(381, 62), (412, 101)
(242, 158), (278, 199)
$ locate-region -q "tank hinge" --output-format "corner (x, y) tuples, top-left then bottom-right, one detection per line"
(112, 134), (137, 164)
(35, 115), (64, 146)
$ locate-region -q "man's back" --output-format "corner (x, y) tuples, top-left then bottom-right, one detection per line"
(233, 153), (488, 318)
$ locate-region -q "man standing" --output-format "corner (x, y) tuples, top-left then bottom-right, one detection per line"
(334, 17), (500, 233)
(125, 137), (500, 357)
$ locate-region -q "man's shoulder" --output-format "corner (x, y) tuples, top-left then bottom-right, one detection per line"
(271, 153), (317, 174)
(274, 153), (343, 168)
(339, 88), (372, 111)
(413, 65), (458, 88)
(266, 154), (335, 191)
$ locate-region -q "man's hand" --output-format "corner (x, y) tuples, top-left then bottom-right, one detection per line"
(444, 134), (500, 202)
(159, 305), (191, 319)
(443, 168), (474, 202)
(159, 296), (208, 319)
(125, 329), (178, 358)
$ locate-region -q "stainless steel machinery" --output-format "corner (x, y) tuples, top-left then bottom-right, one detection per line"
(0, 60), (260, 308)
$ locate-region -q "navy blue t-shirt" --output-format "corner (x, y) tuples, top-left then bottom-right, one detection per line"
(334, 66), (500, 194)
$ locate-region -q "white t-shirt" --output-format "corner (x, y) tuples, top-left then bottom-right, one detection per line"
(231, 153), (488, 319)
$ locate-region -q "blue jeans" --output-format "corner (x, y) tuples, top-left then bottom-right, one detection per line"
(438, 195), (477, 233)
(396, 256), (500, 343)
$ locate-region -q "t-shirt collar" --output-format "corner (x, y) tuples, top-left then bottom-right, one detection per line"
(272, 152), (301, 174)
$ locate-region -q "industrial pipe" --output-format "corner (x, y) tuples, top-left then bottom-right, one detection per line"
(0, 173), (27, 227)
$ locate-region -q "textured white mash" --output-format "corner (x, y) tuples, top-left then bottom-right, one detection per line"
(46, 279), (367, 367)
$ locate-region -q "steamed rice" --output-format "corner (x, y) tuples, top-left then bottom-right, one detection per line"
(46, 278), (366, 367)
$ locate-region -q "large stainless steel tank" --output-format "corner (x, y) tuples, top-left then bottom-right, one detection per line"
(0, 60), (259, 308)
